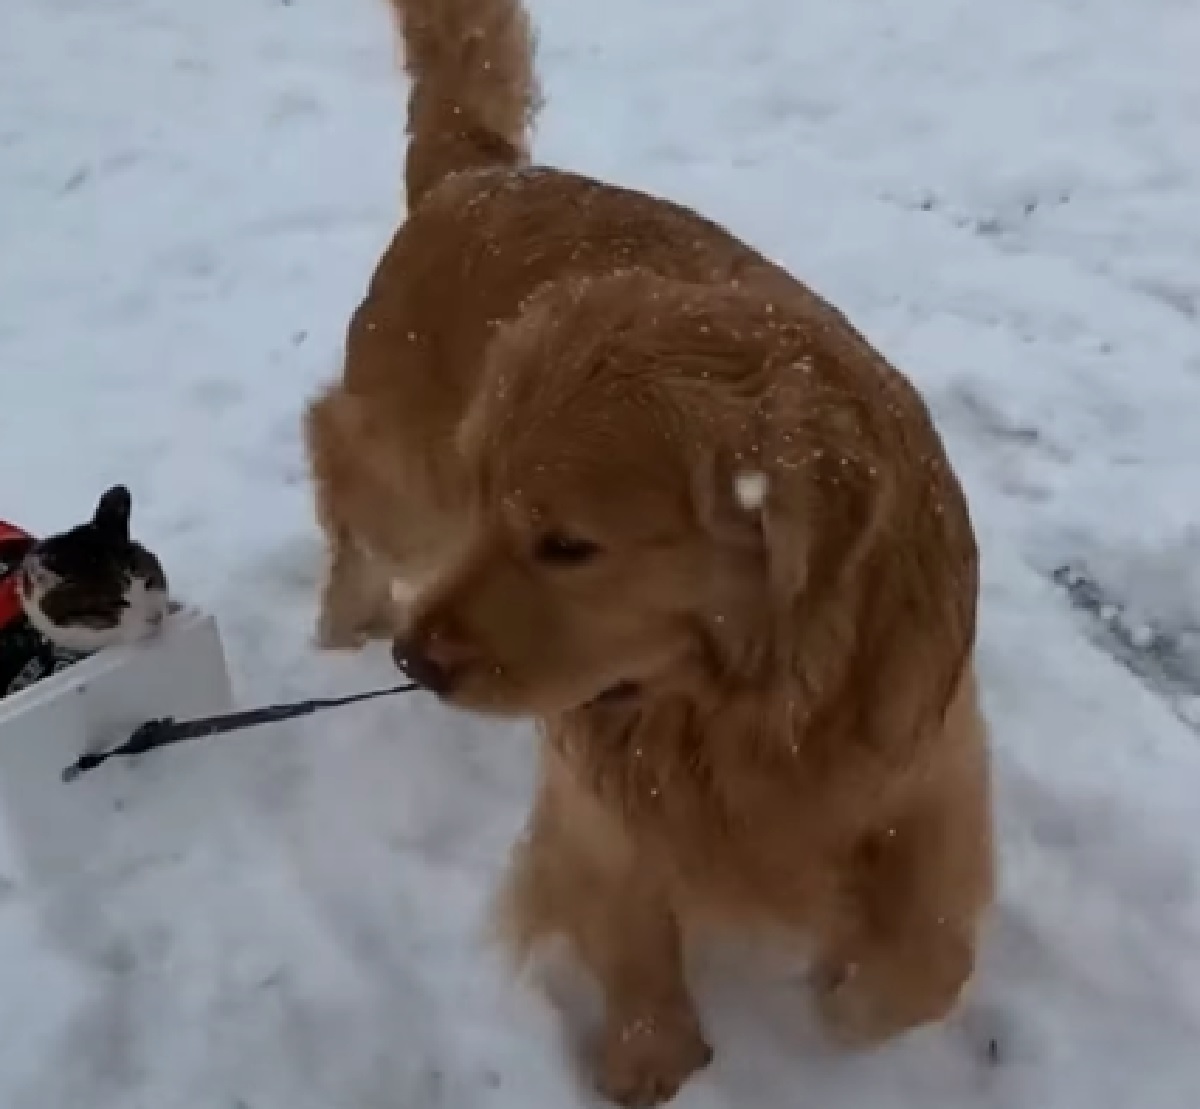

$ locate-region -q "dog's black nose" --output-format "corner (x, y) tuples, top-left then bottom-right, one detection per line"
(391, 638), (454, 695)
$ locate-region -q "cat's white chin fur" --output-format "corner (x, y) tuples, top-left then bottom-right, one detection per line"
(21, 574), (169, 654)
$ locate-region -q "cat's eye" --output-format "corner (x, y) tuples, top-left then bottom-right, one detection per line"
(533, 532), (602, 567)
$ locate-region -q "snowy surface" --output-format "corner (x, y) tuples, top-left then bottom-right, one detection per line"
(2, 0), (1199, 1105)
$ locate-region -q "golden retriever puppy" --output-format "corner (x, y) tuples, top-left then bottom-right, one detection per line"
(304, 1), (994, 1105)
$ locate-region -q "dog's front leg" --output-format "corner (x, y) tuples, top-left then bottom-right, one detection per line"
(499, 746), (712, 1107)
(589, 880), (712, 1109)
(810, 771), (992, 1047)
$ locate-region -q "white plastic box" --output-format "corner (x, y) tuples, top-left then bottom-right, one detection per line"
(0, 604), (233, 885)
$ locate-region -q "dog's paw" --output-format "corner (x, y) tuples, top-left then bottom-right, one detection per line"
(596, 1011), (713, 1108)
(812, 945), (971, 1049)
(813, 962), (891, 1048)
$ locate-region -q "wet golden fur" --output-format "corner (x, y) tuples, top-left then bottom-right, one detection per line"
(304, 0), (994, 1103)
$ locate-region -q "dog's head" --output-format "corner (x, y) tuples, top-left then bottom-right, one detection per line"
(392, 272), (933, 719)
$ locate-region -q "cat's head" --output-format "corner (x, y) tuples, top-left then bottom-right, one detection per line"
(18, 486), (170, 653)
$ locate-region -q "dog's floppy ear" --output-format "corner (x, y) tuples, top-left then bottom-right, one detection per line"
(691, 370), (980, 736)
(691, 383), (895, 608)
(685, 426), (892, 688)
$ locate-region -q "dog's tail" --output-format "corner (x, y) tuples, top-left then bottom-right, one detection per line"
(384, 0), (542, 209)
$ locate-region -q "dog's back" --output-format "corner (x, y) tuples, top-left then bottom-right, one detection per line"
(345, 0), (867, 400)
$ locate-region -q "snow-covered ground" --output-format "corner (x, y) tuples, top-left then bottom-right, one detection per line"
(2, 0), (1198, 1105)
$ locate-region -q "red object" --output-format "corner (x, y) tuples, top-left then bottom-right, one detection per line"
(0, 521), (33, 628)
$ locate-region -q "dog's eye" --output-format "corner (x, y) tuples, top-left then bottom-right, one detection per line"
(533, 532), (602, 567)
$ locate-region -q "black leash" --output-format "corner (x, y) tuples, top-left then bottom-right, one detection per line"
(61, 683), (419, 782)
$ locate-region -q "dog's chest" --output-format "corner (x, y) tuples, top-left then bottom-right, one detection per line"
(555, 709), (838, 912)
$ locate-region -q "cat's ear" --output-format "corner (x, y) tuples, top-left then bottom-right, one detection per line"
(93, 486), (132, 541)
